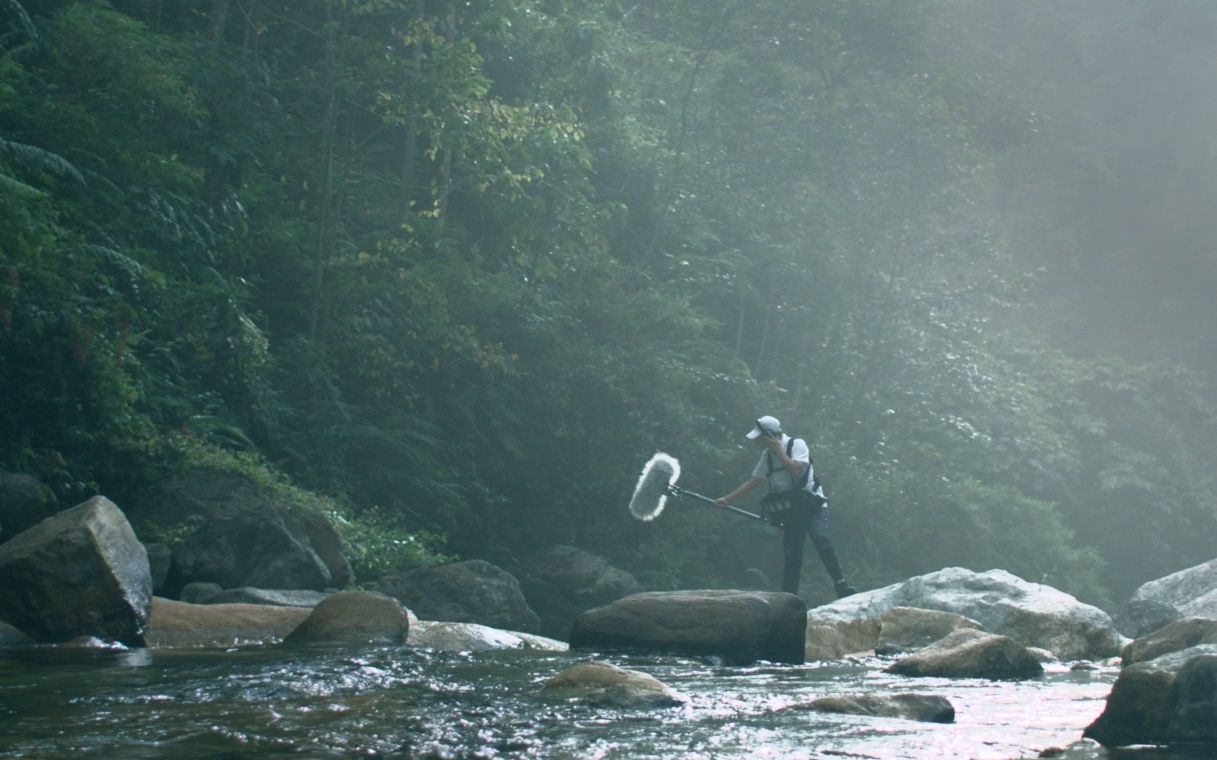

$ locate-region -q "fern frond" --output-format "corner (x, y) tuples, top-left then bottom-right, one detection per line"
(0, 0), (37, 45)
(0, 38), (35, 62)
(86, 244), (149, 281)
(0, 138), (85, 185)
(0, 170), (45, 198)
(186, 415), (260, 453)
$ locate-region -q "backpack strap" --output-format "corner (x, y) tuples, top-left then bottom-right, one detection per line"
(791, 438), (812, 491)
(767, 438), (813, 491)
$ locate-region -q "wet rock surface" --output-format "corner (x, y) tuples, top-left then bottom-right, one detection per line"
(543, 660), (686, 707)
(787, 693), (956, 723)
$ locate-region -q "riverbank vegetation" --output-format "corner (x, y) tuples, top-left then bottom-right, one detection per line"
(4, 0), (1216, 606)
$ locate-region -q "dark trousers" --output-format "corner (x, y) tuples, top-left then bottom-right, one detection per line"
(781, 494), (845, 594)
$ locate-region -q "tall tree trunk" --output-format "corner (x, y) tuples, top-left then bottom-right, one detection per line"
(319, 106), (359, 346)
(435, 147), (453, 234)
(733, 283), (746, 361)
(308, 0), (341, 349)
(243, 0), (261, 51)
(754, 267), (778, 379)
(792, 304), (814, 410)
(399, 0), (425, 221)
(433, 2), (457, 236)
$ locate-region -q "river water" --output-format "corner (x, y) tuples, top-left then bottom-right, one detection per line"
(0, 644), (1205, 759)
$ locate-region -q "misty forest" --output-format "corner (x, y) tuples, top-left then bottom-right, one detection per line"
(4, 1), (1217, 757)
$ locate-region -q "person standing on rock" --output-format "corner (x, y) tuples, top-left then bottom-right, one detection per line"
(716, 415), (856, 599)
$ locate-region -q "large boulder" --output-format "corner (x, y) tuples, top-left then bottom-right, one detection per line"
(875, 607), (983, 656)
(784, 694), (955, 723)
(0, 496), (151, 645)
(1121, 617), (1217, 666)
(0, 620), (32, 647)
(804, 606), (980, 662)
(569, 589), (807, 665)
(1111, 598), (1184, 640)
(805, 617), (881, 661)
(130, 468), (352, 592)
(144, 542), (173, 594)
(810, 567), (1122, 660)
(1084, 644), (1217, 747)
(1129, 557), (1217, 620)
(543, 661), (686, 707)
(0, 472), (58, 539)
(517, 545), (642, 639)
(180, 581), (223, 604)
(373, 560), (541, 633)
(282, 591), (409, 646)
(886, 628), (1044, 680)
(409, 620), (568, 652)
(297, 508), (351, 588)
(144, 596), (311, 648)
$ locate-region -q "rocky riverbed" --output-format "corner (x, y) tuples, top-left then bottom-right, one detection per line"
(4, 478), (1217, 758)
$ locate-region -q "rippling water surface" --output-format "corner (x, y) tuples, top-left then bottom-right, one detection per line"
(0, 644), (1204, 759)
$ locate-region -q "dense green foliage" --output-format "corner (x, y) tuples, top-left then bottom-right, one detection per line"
(3, 0), (1215, 605)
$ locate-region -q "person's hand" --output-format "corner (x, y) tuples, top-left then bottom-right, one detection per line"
(714, 498), (728, 508)
(761, 435), (782, 452)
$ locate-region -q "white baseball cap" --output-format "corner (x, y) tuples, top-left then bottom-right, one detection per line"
(746, 416), (782, 440)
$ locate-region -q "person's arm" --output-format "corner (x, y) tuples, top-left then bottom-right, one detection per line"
(716, 476), (763, 507)
(763, 436), (808, 481)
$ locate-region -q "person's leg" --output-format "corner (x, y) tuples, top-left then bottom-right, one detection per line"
(781, 507), (810, 594)
(807, 507), (855, 597)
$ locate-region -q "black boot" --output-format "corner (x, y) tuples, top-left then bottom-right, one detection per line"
(834, 579), (857, 599)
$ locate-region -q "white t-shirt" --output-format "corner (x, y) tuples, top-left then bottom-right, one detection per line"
(752, 434), (825, 501)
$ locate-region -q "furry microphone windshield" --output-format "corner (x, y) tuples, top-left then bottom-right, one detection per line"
(629, 452), (680, 521)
